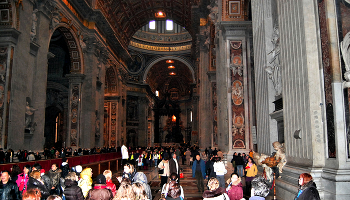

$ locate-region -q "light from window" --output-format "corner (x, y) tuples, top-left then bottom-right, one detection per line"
(149, 20), (156, 30)
(166, 20), (173, 31)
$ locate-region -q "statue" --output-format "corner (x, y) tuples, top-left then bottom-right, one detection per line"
(25, 101), (37, 129)
(340, 31), (350, 83)
(30, 9), (38, 42)
(272, 141), (287, 174)
(253, 141), (287, 181)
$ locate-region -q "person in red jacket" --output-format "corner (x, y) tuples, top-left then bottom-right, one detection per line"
(226, 173), (243, 200)
(103, 170), (116, 196)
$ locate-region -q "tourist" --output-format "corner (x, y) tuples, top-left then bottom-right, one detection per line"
(165, 181), (182, 200)
(117, 163), (137, 183)
(27, 170), (50, 200)
(294, 173), (320, 200)
(48, 163), (62, 195)
(61, 158), (70, 178)
(226, 173), (243, 200)
(85, 174), (113, 200)
(153, 151), (159, 168)
(32, 163), (51, 192)
(192, 154), (206, 193)
(113, 180), (135, 200)
(16, 164), (31, 194)
(78, 168), (93, 198)
(249, 177), (270, 200)
(103, 170), (117, 196)
(10, 165), (21, 183)
(158, 155), (170, 189)
(231, 152), (238, 173)
(132, 182), (148, 200)
(169, 153), (180, 177)
(63, 172), (84, 200)
(206, 156), (217, 179)
(121, 144), (129, 166)
(185, 148), (191, 166)
(202, 178), (228, 200)
(235, 153), (245, 178)
(161, 173), (184, 199)
(22, 188), (41, 200)
(213, 157), (227, 188)
(245, 157), (257, 197)
(137, 154), (143, 170)
(0, 170), (21, 199)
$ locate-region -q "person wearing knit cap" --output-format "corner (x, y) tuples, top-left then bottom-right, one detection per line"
(85, 174), (113, 200)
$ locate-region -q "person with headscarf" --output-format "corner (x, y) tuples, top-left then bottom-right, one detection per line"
(85, 174), (113, 200)
(132, 172), (151, 200)
(78, 168), (93, 198)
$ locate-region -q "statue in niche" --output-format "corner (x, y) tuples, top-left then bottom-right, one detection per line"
(253, 141), (286, 182)
(340, 31), (350, 83)
(265, 22), (282, 96)
(30, 9), (38, 42)
(25, 100), (37, 129)
(50, 8), (61, 30)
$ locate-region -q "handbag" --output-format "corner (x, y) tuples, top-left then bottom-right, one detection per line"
(158, 162), (164, 174)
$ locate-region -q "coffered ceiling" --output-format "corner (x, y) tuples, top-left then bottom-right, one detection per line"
(95, 0), (204, 48)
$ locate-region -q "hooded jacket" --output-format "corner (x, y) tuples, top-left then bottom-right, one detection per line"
(64, 179), (84, 200)
(226, 177), (243, 200)
(294, 181), (320, 200)
(0, 180), (21, 200)
(203, 187), (229, 200)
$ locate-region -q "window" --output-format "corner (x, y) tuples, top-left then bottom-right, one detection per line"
(166, 20), (173, 31)
(149, 20), (156, 30)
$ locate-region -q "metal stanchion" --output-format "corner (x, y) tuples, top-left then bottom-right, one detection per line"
(273, 172), (277, 200)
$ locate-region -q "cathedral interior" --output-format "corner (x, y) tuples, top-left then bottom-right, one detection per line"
(1, 0), (350, 199)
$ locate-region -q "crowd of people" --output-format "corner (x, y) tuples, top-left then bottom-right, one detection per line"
(0, 145), (320, 200)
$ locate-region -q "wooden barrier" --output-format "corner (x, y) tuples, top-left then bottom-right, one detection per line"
(0, 152), (122, 178)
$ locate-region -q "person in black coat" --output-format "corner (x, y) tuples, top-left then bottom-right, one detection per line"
(32, 163), (51, 191)
(295, 173), (320, 200)
(27, 171), (50, 200)
(61, 158), (70, 178)
(64, 172), (84, 200)
(0, 170), (21, 200)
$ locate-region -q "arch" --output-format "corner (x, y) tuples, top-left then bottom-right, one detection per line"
(142, 55), (196, 84)
(48, 24), (84, 74)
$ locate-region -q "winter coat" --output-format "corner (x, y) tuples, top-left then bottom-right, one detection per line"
(294, 181), (320, 200)
(41, 174), (51, 192)
(245, 163), (257, 178)
(106, 179), (116, 196)
(85, 184), (113, 200)
(27, 177), (50, 199)
(78, 176), (92, 198)
(226, 177), (243, 200)
(203, 187), (229, 200)
(158, 160), (170, 177)
(15, 173), (29, 192)
(0, 180), (21, 200)
(64, 179), (84, 200)
(206, 160), (216, 179)
(192, 159), (206, 178)
(61, 162), (70, 178)
(213, 161), (227, 176)
(48, 169), (62, 188)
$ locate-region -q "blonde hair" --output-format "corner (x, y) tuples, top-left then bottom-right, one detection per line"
(29, 170), (41, 180)
(114, 181), (135, 200)
(132, 182), (148, 200)
(103, 170), (112, 180)
(207, 177), (220, 191)
(80, 168), (93, 185)
(65, 172), (77, 181)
